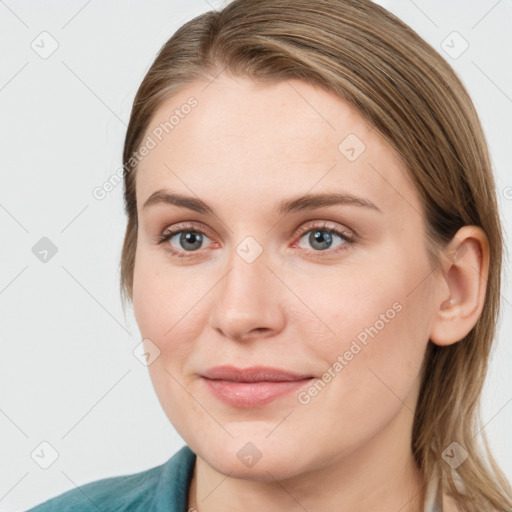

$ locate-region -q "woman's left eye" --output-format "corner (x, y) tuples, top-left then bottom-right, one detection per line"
(155, 221), (355, 258)
(294, 223), (355, 254)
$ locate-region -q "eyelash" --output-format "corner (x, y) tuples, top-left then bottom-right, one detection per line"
(155, 221), (356, 259)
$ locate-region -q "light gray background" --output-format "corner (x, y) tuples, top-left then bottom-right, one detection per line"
(1, 1), (511, 511)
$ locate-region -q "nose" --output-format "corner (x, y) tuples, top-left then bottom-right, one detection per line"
(209, 246), (286, 342)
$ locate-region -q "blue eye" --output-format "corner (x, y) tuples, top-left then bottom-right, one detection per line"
(297, 227), (351, 252)
(169, 231), (206, 252)
(156, 225), (212, 258)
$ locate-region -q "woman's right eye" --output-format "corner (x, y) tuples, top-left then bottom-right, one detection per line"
(156, 225), (213, 258)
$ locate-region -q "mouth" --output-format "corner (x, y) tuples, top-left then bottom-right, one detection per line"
(200, 365), (315, 408)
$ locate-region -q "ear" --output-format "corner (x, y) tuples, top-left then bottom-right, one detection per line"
(429, 225), (490, 347)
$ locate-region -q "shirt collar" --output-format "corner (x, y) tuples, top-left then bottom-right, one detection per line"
(423, 467), (444, 512)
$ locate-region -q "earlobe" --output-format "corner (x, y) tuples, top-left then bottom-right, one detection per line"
(429, 226), (490, 347)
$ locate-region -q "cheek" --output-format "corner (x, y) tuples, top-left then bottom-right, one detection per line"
(132, 254), (205, 432)
(133, 247), (191, 339)
(302, 263), (432, 404)
(279, 269), (431, 464)
(132, 256), (163, 340)
(132, 249), (212, 369)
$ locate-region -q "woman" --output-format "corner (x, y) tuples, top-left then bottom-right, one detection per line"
(26, 0), (512, 510)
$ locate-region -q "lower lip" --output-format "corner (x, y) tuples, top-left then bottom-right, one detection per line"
(202, 377), (314, 408)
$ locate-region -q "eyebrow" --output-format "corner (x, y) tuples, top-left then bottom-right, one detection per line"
(142, 190), (381, 215)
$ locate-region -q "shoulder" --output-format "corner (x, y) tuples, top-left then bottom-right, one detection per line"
(25, 466), (161, 512)
(24, 445), (196, 512)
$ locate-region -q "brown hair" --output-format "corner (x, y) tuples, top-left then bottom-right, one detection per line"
(120, 0), (511, 509)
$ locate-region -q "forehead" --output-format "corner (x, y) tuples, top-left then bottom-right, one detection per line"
(135, 73), (421, 218)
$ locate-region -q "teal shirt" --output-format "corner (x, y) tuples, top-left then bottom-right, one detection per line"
(25, 445), (196, 512)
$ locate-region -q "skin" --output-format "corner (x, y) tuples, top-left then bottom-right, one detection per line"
(132, 73), (489, 512)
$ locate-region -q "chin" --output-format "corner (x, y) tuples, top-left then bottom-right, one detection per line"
(192, 436), (312, 481)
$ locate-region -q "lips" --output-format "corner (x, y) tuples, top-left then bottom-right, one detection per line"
(200, 365), (314, 408)
(201, 365), (313, 382)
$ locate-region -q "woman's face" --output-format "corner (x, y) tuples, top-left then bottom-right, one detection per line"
(132, 73), (441, 479)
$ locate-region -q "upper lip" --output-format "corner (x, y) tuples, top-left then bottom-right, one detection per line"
(201, 365), (313, 382)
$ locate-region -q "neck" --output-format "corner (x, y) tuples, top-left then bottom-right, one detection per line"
(187, 406), (426, 512)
